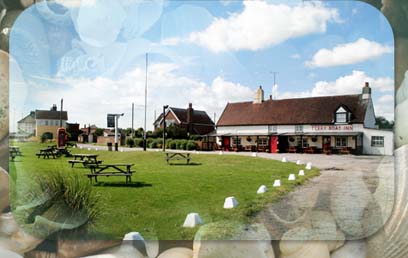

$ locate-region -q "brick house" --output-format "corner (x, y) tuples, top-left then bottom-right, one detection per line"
(216, 83), (393, 155)
(153, 103), (215, 136)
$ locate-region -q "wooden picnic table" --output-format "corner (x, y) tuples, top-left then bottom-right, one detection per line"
(36, 147), (57, 159)
(69, 154), (101, 167)
(9, 146), (22, 161)
(85, 163), (135, 184)
(165, 152), (191, 164)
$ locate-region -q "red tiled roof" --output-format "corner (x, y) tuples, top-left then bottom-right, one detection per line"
(217, 94), (368, 126)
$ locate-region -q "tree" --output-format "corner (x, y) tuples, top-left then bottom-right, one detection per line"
(166, 124), (188, 139)
(375, 116), (394, 129)
(94, 128), (104, 136)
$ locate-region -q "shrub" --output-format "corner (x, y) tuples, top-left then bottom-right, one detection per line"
(186, 140), (197, 150)
(126, 138), (135, 147)
(166, 139), (177, 149)
(149, 139), (162, 149)
(176, 139), (188, 150)
(17, 172), (103, 238)
(41, 132), (53, 143)
(134, 138), (144, 147)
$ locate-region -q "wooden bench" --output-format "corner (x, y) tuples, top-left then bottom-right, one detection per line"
(86, 163), (134, 184)
(85, 172), (134, 184)
(36, 148), (57, 159)
(165, 152), (191, 164)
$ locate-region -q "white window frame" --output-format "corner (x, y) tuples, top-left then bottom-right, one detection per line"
(232, 137), (241, 145)
(335, 136), (347, 147)
(257, 137), (268, 146)
(371, 136), (384, 147)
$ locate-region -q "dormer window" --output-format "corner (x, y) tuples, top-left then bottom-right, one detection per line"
(335, 106), (350, 124)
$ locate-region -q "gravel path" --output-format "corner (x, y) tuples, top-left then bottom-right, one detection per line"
(254, 153), (394, 240)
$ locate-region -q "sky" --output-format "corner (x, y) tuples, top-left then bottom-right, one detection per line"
(9, 0), (394, 132)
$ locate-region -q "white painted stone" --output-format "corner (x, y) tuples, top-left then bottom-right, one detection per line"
(298, 170), (305, 176)
(273, 180), (281, 187)
(79, 146), (83, 149)
(282, 157), (287, 162)
(306, 162), (312, 170)
(157, 247), (193, 258)
(88, 148), (91, 151)
(95, 148), (98, 151)
(252, 153), (257, 157)
(223, 197), (239, 209)
(288, 174), (296, 181)
(331, 240), (366, 258)
(182, 213), (203, 228)
(296, 160), (301, 165)
(257, 185), (268, 194)
(118, 231), (157, 258)
(123, 232), (144, 241)
(218, 151), (223, 155)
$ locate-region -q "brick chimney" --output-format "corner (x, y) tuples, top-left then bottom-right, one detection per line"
(187, 103), (193, 134)
(362, 82), (371, 100)
(51, 104), (57, 111)
(253, 86), (264, 104)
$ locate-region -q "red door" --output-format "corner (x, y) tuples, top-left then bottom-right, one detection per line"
(222, 136), (230, 151)
(323, 136), (331, 151)
(270, 136), (278, 153)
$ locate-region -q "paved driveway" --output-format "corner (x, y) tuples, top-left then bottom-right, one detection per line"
(253, 153), (394, 240)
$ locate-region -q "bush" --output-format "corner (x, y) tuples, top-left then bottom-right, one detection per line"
(186, 140), (197, 150)
(134, 138), (144, 147)
(166, 139), (177, 149)
(41, 132), (53, 143)
(149, 139), (162, 149)
(126, 138), (135, 147)
(175, 139), (188, 150)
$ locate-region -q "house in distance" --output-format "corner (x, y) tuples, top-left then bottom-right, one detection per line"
(216, 82), (393, 155)
(154, 103), (215, 136)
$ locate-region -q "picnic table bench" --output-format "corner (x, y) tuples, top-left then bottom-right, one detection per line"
(68, 154), (101, 168)
(85, 163), (135, 184)
(36, 147), (57, 159)
(165, 152), (191, 164)
(9, 146), (22, 161)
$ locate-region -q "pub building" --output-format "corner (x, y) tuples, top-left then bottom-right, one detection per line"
(215, 82), (393, 155)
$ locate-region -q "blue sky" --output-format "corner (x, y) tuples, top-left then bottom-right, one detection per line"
(9, 0), (394, 131)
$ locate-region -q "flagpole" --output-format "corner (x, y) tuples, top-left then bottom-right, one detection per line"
(143, 53), (148, 151)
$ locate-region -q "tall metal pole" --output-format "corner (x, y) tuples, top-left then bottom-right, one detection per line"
(162, 105), (168, 152)
(115, 115), (119, 151)
(60, 98), (63, 127)
(132, 102), (134, 138)
(143, 53), (148, 151)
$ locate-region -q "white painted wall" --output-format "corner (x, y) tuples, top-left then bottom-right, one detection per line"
(364, 99), (377, 129)
(216, 125), (269, 135)
(362, 129), (394, 155)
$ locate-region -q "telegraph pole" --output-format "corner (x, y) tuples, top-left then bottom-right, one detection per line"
(143, 53), (148, 151)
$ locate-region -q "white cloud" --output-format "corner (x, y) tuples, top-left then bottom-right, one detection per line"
(281, 70), (393, 99)
(279, 70), (394, 120)
(376, 94), (394, 121)
(185, 1), (340, 52)
(306, 38), (393, 68)
(30, 63), (253, 130)
(291, 53), (301, 59)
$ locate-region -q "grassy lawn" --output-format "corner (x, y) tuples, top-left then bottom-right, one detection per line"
(9, 142), (319, 240)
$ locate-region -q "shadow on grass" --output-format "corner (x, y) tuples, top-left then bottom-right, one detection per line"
(92, 181), (153, 188)
(168, 162), (202, 166)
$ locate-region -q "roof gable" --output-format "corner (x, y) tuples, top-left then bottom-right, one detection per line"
(217, 94), (368, 126)
(35, 110), (68, 120)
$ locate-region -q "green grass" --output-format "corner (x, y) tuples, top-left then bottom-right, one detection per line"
(9, 142), (319, 240)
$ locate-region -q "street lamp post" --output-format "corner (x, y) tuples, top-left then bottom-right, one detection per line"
(162, 105), (168, 152)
